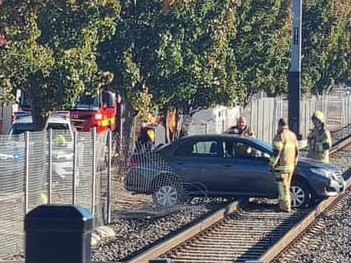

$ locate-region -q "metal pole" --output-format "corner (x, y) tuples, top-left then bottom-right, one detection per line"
(91, 127), (97, 215)
(24, 131), (30, 214)
(107, 131), (112, 224)
(288, 0), (302, 139)
(72, 130), (77, 205)
(48, 129), (53, 204)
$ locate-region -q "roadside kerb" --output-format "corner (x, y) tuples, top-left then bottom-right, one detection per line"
(125, 201), (240, 263)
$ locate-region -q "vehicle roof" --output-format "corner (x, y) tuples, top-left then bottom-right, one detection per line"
(157, 133), (274, 157)
(179, 133), (270, 145)
(14, 115), (33, 124)
(14, 115), (71, 125)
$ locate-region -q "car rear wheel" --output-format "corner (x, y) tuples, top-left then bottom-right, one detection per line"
(290, 179), (312, 208)
(152, 180), (186, 207)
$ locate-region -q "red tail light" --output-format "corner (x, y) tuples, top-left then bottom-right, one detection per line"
(129, 159), (139, 169)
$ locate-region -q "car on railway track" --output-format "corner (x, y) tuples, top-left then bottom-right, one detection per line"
(124, 134), (346, 208)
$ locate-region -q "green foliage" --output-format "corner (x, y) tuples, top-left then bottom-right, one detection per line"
(1, 0), (350, 125)
(0, 0), (121, 129)
(303, 0), (351, 94)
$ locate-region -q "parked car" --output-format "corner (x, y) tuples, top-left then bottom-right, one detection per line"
(8, 111), (81, 184)
(124, 134), (346, 208)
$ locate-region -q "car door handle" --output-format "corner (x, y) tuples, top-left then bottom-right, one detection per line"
(177, 162), (185, 165)
(223, 164), (232, 167)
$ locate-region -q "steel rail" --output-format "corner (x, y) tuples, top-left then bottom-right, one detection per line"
(125, 202), (239, 263)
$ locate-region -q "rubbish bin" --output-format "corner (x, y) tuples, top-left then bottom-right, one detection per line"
(25, 205), (94, 263)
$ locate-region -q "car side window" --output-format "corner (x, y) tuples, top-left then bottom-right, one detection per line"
(224, 141), (235, 157)
(224, 140), (269, 160)
(174, 140), (223, 157)
(234, 142), (266, 160)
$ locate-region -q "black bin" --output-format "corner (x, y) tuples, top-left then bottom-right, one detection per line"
(25, 205), (93, 263)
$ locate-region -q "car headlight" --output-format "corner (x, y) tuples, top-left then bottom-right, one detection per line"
(310, 168), (334, 179)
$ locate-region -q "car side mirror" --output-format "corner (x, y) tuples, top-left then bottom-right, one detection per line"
(262, 153), (271, 162)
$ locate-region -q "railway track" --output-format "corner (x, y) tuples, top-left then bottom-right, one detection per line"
(126, 135), (351, 263)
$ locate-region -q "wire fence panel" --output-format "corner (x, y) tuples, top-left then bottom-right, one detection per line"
(27, 132), (47, 212)
(50, 129), (75, 205)
(0, 129), (108, 259)
(0, 134), (25, 258)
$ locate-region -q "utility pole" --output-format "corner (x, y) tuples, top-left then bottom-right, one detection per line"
(288, 0), (302, 139)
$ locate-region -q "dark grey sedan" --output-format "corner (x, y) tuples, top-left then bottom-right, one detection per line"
(124, 134), (345, 208)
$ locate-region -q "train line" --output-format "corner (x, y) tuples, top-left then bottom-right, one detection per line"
(126, 134), (351, 263)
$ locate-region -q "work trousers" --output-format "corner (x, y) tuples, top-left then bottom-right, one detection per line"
(276, 172), (293, 212)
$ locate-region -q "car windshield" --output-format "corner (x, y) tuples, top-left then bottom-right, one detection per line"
(10, 123), (35, 135)
(46, 123), (70, 131)
(73, 95), (99, 111)
(251, 138), (274, 152)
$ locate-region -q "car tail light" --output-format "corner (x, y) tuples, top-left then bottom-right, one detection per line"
(129, 159), (139, 169)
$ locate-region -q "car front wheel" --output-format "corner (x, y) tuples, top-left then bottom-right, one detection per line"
(290, 179), (312, 208)
(152, 180), (186, 207)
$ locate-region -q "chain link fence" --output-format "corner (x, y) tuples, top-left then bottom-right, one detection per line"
(0, 129), (107, 258)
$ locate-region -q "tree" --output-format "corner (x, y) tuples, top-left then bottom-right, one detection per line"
(99, 0), (241, 116)
(229, 0), (292, 102)
(0, 0), (121, 129)
(303, 0), (351, 94)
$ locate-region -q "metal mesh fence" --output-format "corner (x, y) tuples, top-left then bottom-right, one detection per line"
(107, 136), (216, 223)
(0, 129), (107, 258)
(243, 94), (351, 144)
(0, 134), (25, 257)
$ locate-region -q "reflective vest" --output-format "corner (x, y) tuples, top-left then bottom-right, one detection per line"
(272, 127), (299, 173)
(54, 134), (67, 147)
(307, 127), (332, 163)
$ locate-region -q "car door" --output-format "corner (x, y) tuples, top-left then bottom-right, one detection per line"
(222, 138), (277, 197)
(170, 138), (227, 194)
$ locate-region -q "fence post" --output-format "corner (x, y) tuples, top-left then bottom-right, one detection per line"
(91, 128), (97, 216)
(107, 131), (112, 224)
(48, 129), (53, 204)
(72, 130), (78, 205)
(24, 131), (30, 214)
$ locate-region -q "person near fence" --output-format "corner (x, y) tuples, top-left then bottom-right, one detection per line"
(271, 118), (299, 213)
(136, 123), (155, 153)
(307, 111), (332, 163)
(225, 116), (255, 156)
(225, 116), (255, 137)
(53, 134), (68, 147)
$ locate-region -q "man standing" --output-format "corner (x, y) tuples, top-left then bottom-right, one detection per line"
(225, 116), (255, 157)
(225, 116), (255, 137)
(272, 118), (299, 213)
(307, 111), (332, 163)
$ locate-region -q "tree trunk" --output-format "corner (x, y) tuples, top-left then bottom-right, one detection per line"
(31, 101), (46, 131)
